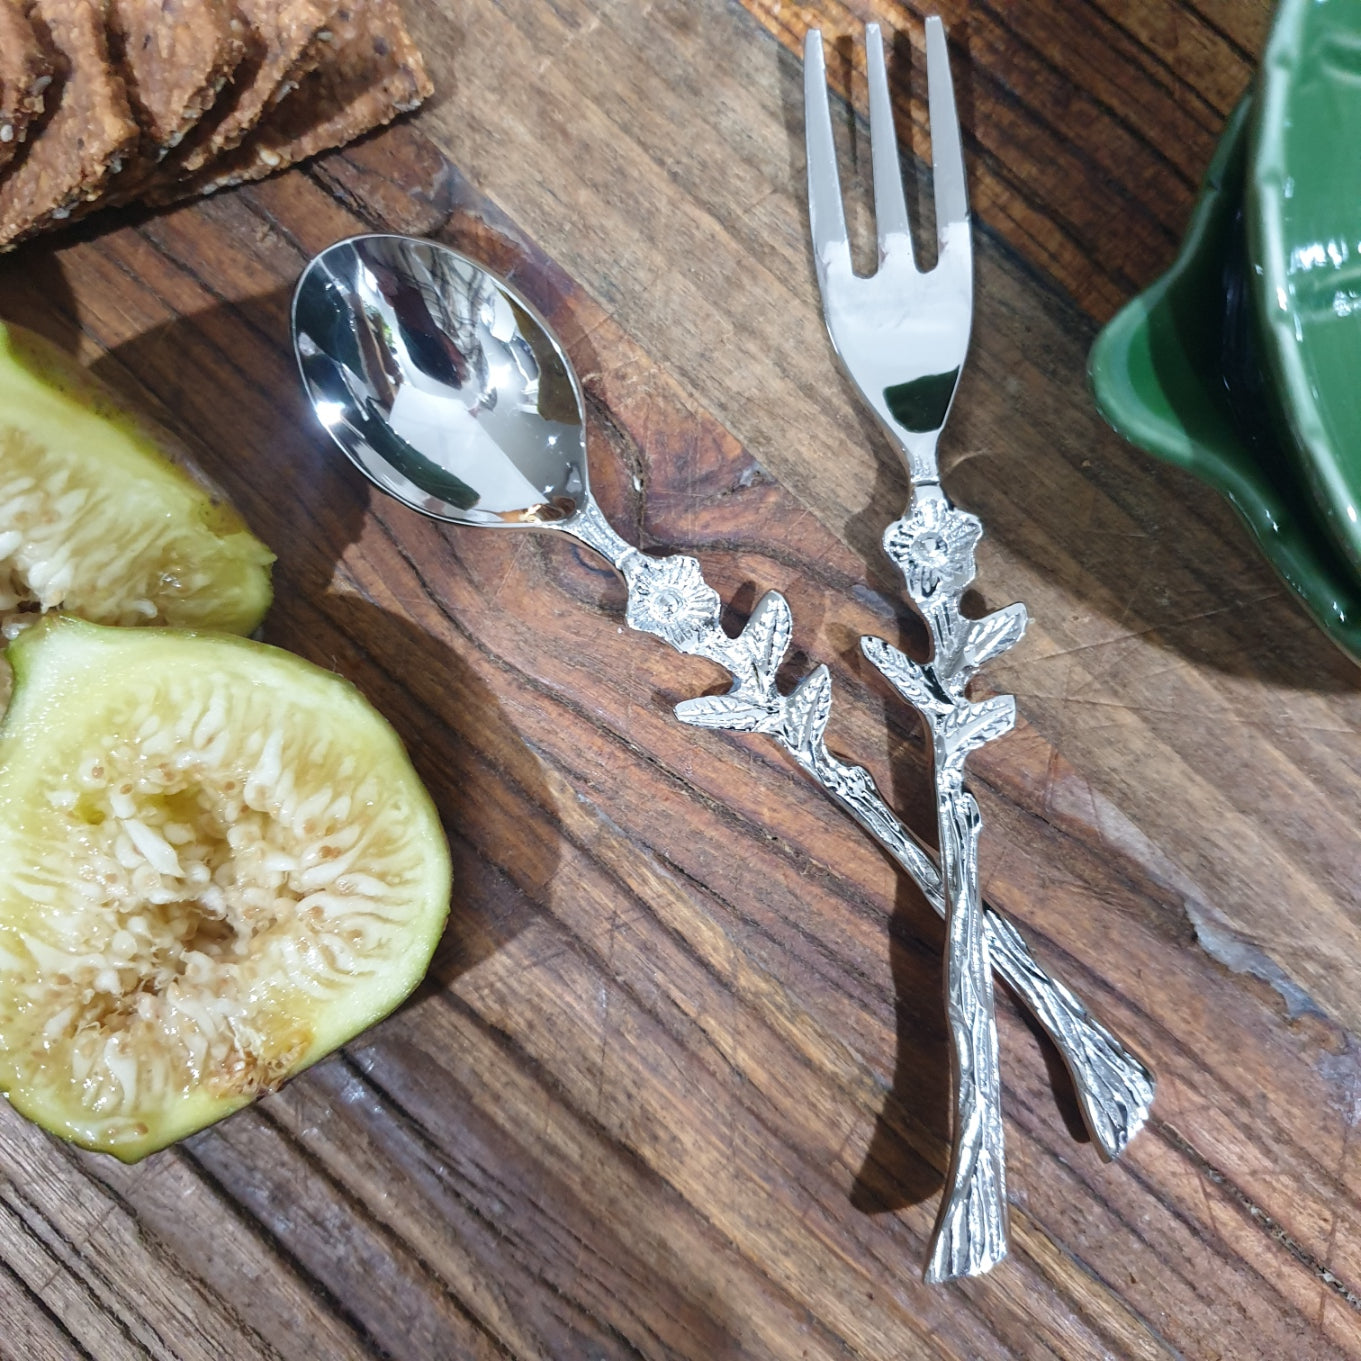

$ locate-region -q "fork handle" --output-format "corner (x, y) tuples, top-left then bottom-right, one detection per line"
(930, 782), (1007, 1279)
(870, 494), (1019, 1278)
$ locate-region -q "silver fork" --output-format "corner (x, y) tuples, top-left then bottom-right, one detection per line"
(804, 19), (1152, 1281)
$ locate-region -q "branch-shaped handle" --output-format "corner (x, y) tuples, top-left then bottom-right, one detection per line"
(932, 787), (1006, 1278)
(564, 501), (1153, 1169)
(742, 672), (1154, 1165)
(861, 630), (1017, 1278)
(866, 493), (1017, 1277)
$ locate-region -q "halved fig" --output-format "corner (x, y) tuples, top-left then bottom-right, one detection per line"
(0, 321), (274, 707)
(0, 616), (451, 1161)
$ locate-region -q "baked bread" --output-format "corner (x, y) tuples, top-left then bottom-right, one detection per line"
(158, 0), (431, 202)
(0, 0), (54, 174)
(0, 0), (138, 248)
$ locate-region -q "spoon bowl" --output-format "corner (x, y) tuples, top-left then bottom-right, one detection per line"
(292, 234), (589, 527)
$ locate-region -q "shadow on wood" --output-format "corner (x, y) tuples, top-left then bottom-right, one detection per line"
(0, 244), (82, 353)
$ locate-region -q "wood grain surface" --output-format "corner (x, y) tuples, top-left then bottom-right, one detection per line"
(3, 1), (1361, 1357)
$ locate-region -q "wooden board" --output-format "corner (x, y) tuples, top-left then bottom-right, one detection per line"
(2, 1), (1360, 1356)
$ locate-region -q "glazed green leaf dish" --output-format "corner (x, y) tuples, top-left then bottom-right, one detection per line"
(1249, 0), (1361, 580)
(1089, 99), (1361, 661)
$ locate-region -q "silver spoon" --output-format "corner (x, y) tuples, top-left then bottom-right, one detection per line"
(291, 234), (1153, 1195)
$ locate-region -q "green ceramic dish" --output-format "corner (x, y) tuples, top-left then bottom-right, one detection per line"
(1249, 0), (1361, 578)
(1089, 99), (1361, 661)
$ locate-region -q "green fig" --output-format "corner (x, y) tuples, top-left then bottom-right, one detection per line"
(0, 617), (450, 1161)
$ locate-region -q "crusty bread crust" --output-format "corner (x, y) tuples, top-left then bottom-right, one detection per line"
(0, 0), (55, 173)
(0, 0), (138, 247)
(156, 0), (431, 203)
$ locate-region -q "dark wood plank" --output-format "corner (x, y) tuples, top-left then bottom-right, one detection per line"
(2, 1), (1361, 1357)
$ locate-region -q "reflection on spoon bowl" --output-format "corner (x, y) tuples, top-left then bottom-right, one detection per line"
(292, 233), (588, 526)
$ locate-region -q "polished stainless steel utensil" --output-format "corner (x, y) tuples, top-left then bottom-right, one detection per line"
(804, 20), (1152, 1280)
(292, 234), (1153, 1270)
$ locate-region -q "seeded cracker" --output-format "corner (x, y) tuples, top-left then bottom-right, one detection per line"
(155, 0), (431, 205)
(264, 10), (344, 113)
(80, 0), (246, 212)
(150, 0), (341, 186)
(0, 1), (54, 175)
(108, 0), (245, 150)
(0, 0), (138, 249)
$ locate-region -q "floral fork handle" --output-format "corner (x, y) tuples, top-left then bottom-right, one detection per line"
(800, 15), (1156, 1278)
(862, 491), (1023, 1279)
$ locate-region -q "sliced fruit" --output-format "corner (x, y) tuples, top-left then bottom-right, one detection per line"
(0, 321), (274, 707)
(0, 616), (451, 1161)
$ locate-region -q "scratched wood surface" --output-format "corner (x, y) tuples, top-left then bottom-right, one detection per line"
(2, 0), (1360, 1357)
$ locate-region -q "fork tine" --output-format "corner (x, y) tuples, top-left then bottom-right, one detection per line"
(925, 17), (969, 243)
(865, 23), (913, 265)
(803, 29), (851, 281)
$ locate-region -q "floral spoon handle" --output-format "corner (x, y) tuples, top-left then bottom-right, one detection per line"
(563, 499), (1153, 1167)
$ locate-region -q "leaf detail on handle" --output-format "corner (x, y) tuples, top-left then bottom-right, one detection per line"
(736, 591), (794, 683)
(675, 693), (783, 733)
(861, 636), (948, 717)
(782, 665), (834, 755)
(963, 603), (1028, 675)
(938, 694), (1016, 760)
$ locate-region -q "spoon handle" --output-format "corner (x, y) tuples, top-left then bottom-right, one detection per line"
(563, 501), (1153, 1163)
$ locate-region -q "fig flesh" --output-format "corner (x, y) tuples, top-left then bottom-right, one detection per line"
(0, 617), (450, 1160)
(0, 322), (274, 708)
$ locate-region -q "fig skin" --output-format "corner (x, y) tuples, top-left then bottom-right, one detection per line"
(0, 616), (451, 1162)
